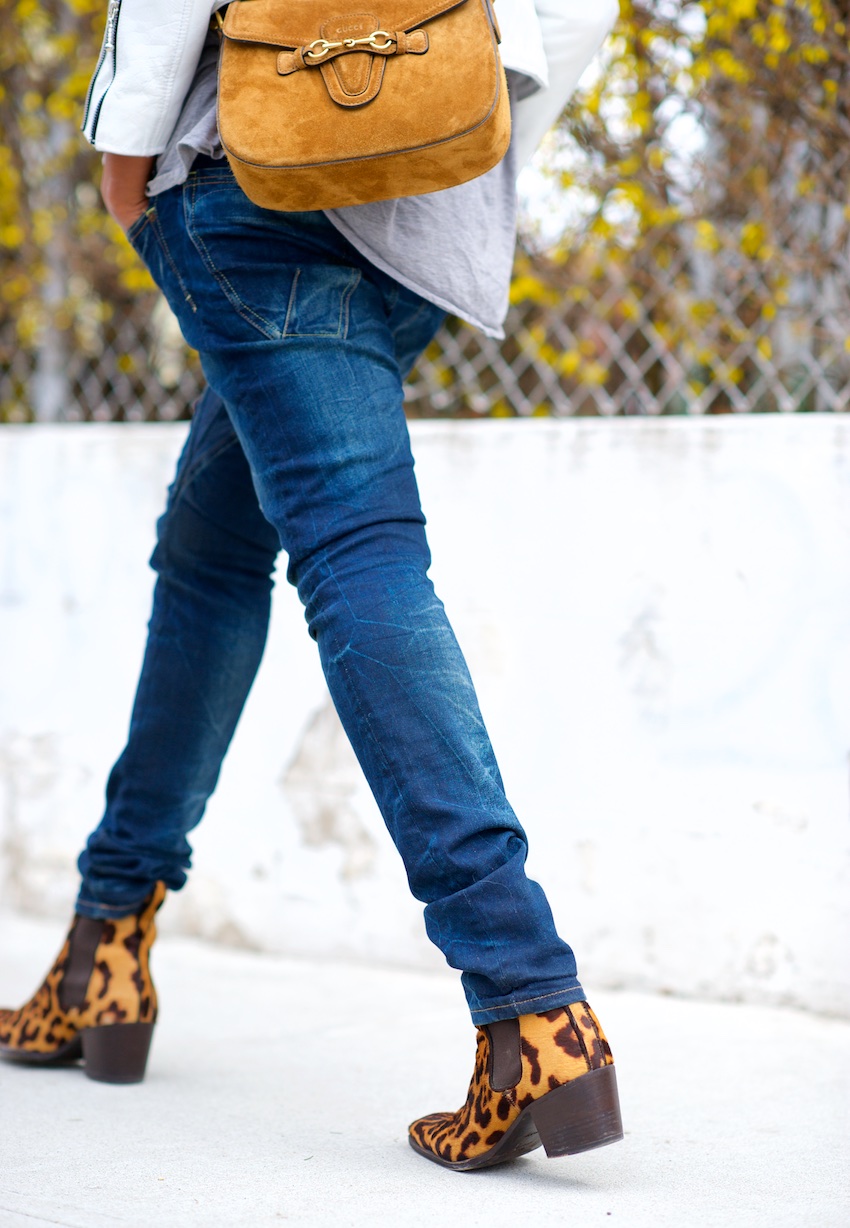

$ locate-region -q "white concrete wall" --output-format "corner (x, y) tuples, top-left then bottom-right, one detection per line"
(1, 419), (848, 1017)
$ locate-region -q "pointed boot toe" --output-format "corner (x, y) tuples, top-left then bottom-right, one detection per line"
(408, 1001), (623, 1171)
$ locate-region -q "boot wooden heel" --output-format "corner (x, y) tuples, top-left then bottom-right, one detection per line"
(80, 1022), (155, 1084)
(531, 1063), (624, 1157)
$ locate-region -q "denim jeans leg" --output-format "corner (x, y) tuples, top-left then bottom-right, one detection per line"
(124, 170), (585, 1023)
(76, 388), (281, 918)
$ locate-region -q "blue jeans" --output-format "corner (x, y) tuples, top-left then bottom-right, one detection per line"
(77, 160), (584, 1023)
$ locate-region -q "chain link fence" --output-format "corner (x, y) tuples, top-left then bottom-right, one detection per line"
(2, 219), (849, 422)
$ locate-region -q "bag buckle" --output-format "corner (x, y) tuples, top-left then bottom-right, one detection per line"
(304, 31), (396, 61)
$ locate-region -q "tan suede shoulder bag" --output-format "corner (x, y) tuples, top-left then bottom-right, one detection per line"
(216, 0), (511, 211)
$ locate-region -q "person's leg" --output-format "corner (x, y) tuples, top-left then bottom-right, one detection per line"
(136, 168), (585, 1025)
(3, 168), (622, 1162)
(138, 176), (621, 1165)
(1, 387), (282, 1079)
(75, 386), (281, 916)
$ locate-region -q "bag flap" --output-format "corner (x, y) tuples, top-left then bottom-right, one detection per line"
(222, 0), (472, 49)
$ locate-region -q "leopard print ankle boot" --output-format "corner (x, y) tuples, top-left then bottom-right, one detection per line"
(409, 1002), (623, 1170)
(0, 882), (165, 1083)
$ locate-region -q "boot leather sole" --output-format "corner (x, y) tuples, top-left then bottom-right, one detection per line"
(408, 1063), (624, 1172)
(0, 1036), (83, 1065)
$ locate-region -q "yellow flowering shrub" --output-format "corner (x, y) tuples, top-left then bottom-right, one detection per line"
(0, 0), (159, 420)
(1, 1), (847, 418)
(510, 0), (849, 414)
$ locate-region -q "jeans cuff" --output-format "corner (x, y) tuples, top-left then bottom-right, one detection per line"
(468, 983), (587, 1026)
(74, 892), (152, 920)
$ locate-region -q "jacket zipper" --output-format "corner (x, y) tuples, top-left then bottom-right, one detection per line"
(82, 0), (122, 138)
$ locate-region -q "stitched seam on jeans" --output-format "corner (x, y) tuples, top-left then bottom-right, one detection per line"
(165, 435), (243, 518)
(149, 208), (197, 313)
(187, 177), (278, 336)
(189, 170), (236, 184)
(478, 989), (586, 1011)
(282, 267), (361, 339)
(185, 179), (279, 339)
(283, 268), (300, 337)
(339, 269), (359, 340)
(127, 213), (153, 245)
(76, 895), (149, 913)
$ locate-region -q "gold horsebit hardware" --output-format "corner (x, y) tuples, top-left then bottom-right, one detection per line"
(304, 31), (396, 60)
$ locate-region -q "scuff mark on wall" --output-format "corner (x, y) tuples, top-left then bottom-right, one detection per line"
(0, 731), (65, 910)
(164, 876), (261, 951)
(618, 578), (673, 727)
(281, 698), (377, 880)
(745, 933), (795, 982)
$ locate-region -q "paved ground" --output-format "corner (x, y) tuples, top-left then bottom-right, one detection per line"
(0, 911), (847, 1228)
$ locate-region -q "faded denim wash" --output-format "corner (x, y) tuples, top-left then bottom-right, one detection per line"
(77, 160), (584, 1023)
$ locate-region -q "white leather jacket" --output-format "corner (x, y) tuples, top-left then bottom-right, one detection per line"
(82, 0), (617, 169)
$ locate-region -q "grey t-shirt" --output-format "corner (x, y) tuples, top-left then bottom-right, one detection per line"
(147, 33), (520, 338)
